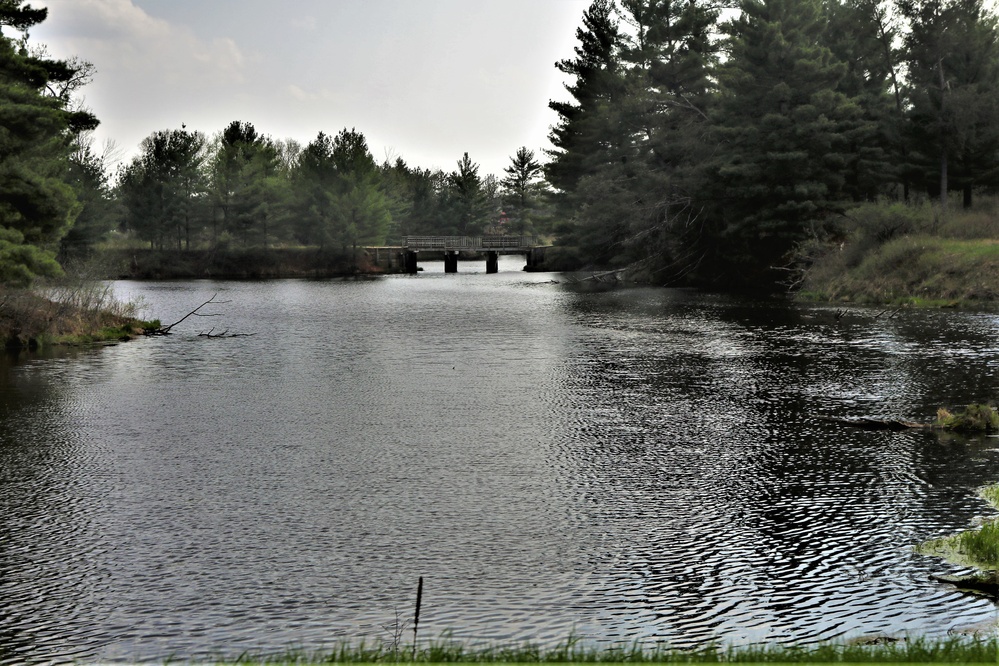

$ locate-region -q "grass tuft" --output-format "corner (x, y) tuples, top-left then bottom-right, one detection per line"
(934, 404), (999, 433)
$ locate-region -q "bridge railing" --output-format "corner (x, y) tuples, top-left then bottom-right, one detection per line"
(403, 236), (539, 250)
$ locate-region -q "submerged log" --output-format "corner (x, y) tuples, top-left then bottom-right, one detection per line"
(821, 404), (999, 433)
(819, 416), (931, 431)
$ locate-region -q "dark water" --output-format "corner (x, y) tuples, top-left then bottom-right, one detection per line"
(3, 255), (999, 663)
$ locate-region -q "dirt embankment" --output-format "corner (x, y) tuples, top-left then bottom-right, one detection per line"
(100, 247), (396, 280)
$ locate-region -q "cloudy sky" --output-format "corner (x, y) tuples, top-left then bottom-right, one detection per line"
(28, 0), (592, 177)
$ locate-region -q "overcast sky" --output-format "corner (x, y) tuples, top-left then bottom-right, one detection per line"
(28, 0), (592, 177)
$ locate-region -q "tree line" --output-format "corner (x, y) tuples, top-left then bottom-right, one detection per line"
(546, 0), (999, 284)
(104, 124), (552, 256)
(4, 0), (999, 287)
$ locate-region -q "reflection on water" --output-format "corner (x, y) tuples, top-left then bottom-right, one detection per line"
(3, 258), (999, 663)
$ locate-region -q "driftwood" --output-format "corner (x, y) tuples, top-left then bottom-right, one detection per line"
(146, 293), (230, 336)
(931, 574), (999, 599)
(197, 327), (256, 339)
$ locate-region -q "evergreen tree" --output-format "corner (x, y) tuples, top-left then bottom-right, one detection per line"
(329, 127), (391, 248)
(545, 0), (624, 198)
(118, 128), (208, 250)
(616, 0), (719, 275)
(823, 0), (900, 201)
(382, 161), (448, 237)
(444, 152), (491, 235)
(209, 120), (283, 246)
(0, 1), (98, 284)
(59, 135), (118, 259)
(707, 0), (861, 279)
(290, 131), (338, 249)
(500, 147), (547, 236)
(899, 0), (999, 208)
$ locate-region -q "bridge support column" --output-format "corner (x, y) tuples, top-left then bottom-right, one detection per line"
(485, 251), (499, 274)
(404, 250), (419, 274)
(444, 251), (458, 273)
(525, 248), (546, 271)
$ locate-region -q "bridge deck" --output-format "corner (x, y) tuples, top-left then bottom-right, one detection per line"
(403, 235), (542, 251)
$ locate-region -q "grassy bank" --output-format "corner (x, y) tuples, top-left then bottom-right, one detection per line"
(800, 199), (999, 305)
(0, 280), (154, 349)
(191, 635), (999, 664)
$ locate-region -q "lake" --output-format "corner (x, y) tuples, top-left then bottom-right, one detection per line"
(2, 254), (999, 663)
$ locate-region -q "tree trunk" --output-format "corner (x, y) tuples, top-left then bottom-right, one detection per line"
(938, 58), (948, 212)
(940, 149), (948, 211)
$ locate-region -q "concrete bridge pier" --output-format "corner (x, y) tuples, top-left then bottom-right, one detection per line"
(525, 247), (546, 271)
(404, 250), (419, 274)
(485, 251), (499, 274)
(444, 251), (459, 273)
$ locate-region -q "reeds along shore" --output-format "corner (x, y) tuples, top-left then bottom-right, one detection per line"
(201, 635), (999, 664)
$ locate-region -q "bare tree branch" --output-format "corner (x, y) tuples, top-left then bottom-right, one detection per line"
(146, 293), (228, 335)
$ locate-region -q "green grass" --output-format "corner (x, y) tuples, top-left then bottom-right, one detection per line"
(934, 239), (999, 259)
(800, 199), (999, 305)
(919, 483), (999, 571)
(981, 484), (999, 509)
(957, 520), (999, 568)
(935, 405), (999, 433)
(200, 635), (999, 664)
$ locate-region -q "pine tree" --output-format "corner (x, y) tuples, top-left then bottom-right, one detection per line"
(545, 0), (624, 198)
(59, 136), (118, 260)
(500, 147), (547, 236)
(209, 120), (283, 247)
(0, 1), (98, 284)
(329, 128), (391, 248)
(616, 0), (719, 276)
(899, 0), (999, 209)
(290, 132), (337, 249)
(118, 128), (208, 251)
(444, 153), (490, 236)
(707, 0), (861, 279)
(823, 0), (901, 201)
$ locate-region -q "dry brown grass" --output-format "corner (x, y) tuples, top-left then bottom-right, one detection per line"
(0, 280), (146, 348)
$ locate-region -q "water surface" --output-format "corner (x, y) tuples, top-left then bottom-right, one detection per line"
(3, 256), (999, 663)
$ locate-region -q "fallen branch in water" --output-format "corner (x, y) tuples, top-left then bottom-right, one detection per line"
(146, 293), (228, 335)
(931, 573), (999, 599)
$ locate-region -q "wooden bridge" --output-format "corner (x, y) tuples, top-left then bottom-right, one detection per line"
(404, 235), (540, 251)
(368, 236), (549, 274)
